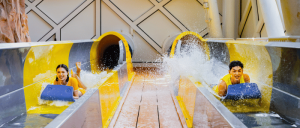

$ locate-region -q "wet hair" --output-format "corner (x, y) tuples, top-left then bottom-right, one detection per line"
(229, 61), (244, 70)
(56, 64), (69, 82)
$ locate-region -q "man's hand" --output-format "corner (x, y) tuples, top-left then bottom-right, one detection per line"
(243, 74), (250, 83)
(218, 80), (227, 97)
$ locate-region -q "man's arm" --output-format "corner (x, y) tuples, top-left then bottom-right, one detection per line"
(218, 80), (227, 96)
(243, 74), (250, 83)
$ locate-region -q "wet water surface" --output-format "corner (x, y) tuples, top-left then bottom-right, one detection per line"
(0, 114), (58, 128)
(234, 112), (298, 128)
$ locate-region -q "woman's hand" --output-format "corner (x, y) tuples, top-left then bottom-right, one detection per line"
(73, 90), (79, 99)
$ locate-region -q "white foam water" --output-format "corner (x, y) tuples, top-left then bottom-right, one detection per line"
(159, 39), (228, 98)
(158, 37), (300, 127)
(80, 70), (108, 88)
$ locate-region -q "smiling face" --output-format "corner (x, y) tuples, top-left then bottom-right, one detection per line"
(229, 66), (243, 83)
(56, 67), (68, 81)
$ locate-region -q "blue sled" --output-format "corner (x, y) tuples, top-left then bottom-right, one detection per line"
(40, 84), (75, 102)
(224, 83), (261, 101)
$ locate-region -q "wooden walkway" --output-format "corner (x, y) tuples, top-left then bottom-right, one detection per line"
(113, 68), (183, 128)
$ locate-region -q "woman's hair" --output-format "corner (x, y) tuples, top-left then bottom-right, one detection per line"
(56, 64), (69, 82)
(229, 61), (244, 70)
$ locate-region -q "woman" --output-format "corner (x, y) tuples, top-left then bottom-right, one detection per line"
(54, 62), (87, 99)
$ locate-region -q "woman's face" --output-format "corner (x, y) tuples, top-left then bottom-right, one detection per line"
(57, 67), (68, 81)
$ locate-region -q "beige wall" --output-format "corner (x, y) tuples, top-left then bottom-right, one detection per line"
(26, 0), (213, 62)
(26, 0), (290, 62)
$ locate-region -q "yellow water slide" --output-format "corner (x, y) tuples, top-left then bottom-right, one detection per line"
(168, 31), (300, 127)
(1, 31), (300, 128)
(0, 31), (134, 128)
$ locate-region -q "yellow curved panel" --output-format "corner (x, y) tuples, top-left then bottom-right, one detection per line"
(98, 70), (121, 128)
(225, 40), (273, 113)
(170, 31), (209, 60)
(90, 70), (121, 128)
(23, 41), (73, 114)
(177, 76), (197, 128)
(91, 31), (134, 81)
(90, 39), (101, 74)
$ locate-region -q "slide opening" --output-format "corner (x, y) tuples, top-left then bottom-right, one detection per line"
(169, 34), (206, 57)
(96, 35), (132, 70)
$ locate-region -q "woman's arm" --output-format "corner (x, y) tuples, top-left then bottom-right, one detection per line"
(69, 77), (80, 99)
(73, 90), (79, 99)
(53, 80), (57, 85)
(73, 74), (87, 90)
(71, 69), (87, 89)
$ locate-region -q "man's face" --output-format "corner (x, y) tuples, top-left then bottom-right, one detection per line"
(229, 66), (243, 82)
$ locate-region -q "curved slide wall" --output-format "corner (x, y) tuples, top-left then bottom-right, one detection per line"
(169, 31), (300, 126)
(0, 31), (134, 127)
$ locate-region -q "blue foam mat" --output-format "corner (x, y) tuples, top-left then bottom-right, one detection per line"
(224, 83), (261, 100)
(40, 85), (75, 102)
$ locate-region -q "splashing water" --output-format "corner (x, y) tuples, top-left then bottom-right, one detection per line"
(158, 37), (300, 127)
(80, 70), (107, 88)
(159, 39), (228, 97)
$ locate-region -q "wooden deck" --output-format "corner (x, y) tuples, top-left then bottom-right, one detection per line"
(113, 68), (183, 128)
(109, 67), (231, 128)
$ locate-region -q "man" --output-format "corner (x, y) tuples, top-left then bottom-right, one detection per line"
(213, 61), (250, 96)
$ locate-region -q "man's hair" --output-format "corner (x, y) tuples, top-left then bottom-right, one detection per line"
(229, 61), (243, 70)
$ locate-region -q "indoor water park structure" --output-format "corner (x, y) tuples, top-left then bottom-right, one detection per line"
(1, 0), (300, 127)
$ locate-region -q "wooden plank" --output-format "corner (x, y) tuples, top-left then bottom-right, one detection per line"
(137, 82), (159, 128)
(113, 71), (186, 128)
(157, 85), (182, 128)
(114, 75), (144, 127)
(133, 73), (145, 82)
